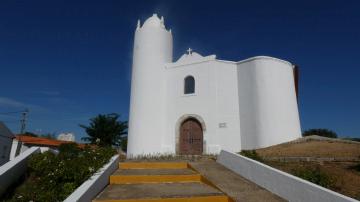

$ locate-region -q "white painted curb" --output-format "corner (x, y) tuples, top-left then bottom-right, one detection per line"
(0, 147), (40, 196)
(64, 154), (119, 202)
(217, 150), (359, 202)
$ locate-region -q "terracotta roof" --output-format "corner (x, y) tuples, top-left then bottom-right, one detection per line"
(15, 135), (87, 148)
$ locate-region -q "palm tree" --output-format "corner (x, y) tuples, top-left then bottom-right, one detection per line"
(80, 113), (128, 147)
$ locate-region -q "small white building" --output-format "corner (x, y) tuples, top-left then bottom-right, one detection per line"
(57, 132), (75, 142)
(127, 14), (301, 156)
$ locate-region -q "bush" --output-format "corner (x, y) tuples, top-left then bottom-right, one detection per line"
(302, 128), (338, 138)
(5, 144), (116, 202)
(343, 137), (360, 142)
(120, 136), (127, 152)
(354, 163), (360, 172)
(239, 150), (263, 162)
(294, 166), (334, 188)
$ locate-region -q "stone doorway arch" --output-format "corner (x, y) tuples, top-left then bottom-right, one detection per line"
(175, 115), (206, 155)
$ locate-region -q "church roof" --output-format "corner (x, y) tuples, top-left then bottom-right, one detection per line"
(217, 56), (294, 66)
(165, 46), (293, 69)
(166, 50), (216, 68)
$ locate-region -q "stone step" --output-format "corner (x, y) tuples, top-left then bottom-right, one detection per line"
(110, 168), (201, 184)
(93, 182), (233, 202)
(113, 168), (196, 175)
(119, 162), (188, 169)
(110, 174), (202, 184)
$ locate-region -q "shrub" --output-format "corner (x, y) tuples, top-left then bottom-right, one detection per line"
(343, 137), (360, 142)
(239, 150), (263, 162)
(5, 144), (116, 202)
(302, 128), (338, 138)
(354, 163), (360, 172)
(120, 136), (127, 152)
(294, 166), (334, 188)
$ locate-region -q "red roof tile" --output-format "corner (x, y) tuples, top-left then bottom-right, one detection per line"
(15, 135), (87, 148)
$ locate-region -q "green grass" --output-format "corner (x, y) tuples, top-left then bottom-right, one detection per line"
(293, 166), (335, 188)
(239, 150), (263, 162)
(126, 153), (217, 162)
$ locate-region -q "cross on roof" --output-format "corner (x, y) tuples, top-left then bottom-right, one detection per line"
(187, 48), (193, 55)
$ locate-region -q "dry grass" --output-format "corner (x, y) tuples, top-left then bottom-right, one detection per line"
(255, 137), (360, 200)
(257, 138), (360, 158)
(266, 161), (360, 200)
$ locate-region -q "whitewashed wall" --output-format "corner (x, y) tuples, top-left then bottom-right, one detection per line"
(127, 14), (173, 156)
(237, 56), (301, 149)
(165, 58), (241, 154)
(217, 150), (359, 202)
(9, 139), (19, 160)
(0, 147), (40, 196)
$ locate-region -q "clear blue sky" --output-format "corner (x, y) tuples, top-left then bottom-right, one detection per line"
(0, 0), (359, 141)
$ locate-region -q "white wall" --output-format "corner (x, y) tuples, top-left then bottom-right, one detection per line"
(165, 58), (241, 154)
(0, 147), (40, 196)
(217, 150), (358, 202)
(214, 61), (242, 153)
(9, 139), (19, 160)
(237, 57), (301, 149)
(127, 14), (173, 156)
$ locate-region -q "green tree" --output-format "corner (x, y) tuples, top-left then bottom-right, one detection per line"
(40, 133), (57, 139)
(120, 136), (128, 152)
(23, 132), (57, 139)
(80, 113), (128, 147)
(302, 128), (338, 138)
(23, 131), (38, 137)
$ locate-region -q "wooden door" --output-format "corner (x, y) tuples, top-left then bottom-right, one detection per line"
(179, 118), (203, 155)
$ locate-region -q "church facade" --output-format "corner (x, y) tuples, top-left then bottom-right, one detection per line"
(127, 14), (301, 156)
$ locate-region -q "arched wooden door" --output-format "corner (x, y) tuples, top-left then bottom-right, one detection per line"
(179, 118), (203, 155)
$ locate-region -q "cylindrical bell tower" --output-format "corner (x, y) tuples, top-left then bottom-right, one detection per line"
(127, 14), (173, 156)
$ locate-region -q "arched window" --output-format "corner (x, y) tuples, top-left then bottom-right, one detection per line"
(184, 76), (195, 94)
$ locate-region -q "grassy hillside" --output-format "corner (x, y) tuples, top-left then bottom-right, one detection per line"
(251, 136), (360, 200)
(257, 136), (360, 158)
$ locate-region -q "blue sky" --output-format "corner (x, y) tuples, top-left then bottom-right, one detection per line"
(0, 0), (359, 140)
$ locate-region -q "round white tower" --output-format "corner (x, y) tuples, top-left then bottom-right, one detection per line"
(127, 14), (173, 156)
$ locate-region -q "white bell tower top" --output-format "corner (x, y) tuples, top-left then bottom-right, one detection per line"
(127, 14), (173, 156)
(136, 14), (171, 31)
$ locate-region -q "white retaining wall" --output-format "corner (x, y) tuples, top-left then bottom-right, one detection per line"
(64, 154), (119, 202)
(217, 150), (359, 202)
(0, 147), (40, 196)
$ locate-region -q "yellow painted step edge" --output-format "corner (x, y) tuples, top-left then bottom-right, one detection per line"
(119, 162), (188, 169)
(187, 164), (224, 193)
(110, 174), (202, 184)
(93, 195), (233, 202)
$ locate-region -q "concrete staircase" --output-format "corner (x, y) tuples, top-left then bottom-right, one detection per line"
(94, 162), (234, 202)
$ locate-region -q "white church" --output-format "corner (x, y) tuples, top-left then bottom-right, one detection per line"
(127, 14), (301, 156)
